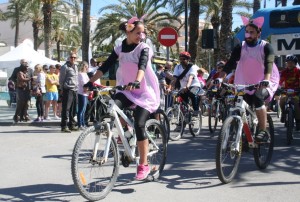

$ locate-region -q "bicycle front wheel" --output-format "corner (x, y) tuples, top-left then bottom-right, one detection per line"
(216, 117), (242, 184)
(145, 119), (168, 180)
(253, 114), (274, 169)
(166, 106), (184, 141)
(189, 110), (202, 136)
(71, 124), (120, 201)
(209, 102), (218, 134)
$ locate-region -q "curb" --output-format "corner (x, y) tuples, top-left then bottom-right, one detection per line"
(0, 121), (61, 127)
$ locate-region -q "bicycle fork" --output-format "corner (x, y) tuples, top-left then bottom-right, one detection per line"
(92, 122), (113, 164)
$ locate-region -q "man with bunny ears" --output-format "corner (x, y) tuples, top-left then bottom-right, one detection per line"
(221, 16), (279, 142)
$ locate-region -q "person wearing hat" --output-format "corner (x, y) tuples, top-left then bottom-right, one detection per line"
(206, 61), (227, 89)
(220, 16), (279, 142)
(13, 61), (33, 122)
(172, 51), (201, 116)
(279, 55), (300, 130)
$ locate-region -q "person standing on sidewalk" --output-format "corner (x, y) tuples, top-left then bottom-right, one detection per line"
(59, 52), (79, 133)
(77, 61), (89, 130)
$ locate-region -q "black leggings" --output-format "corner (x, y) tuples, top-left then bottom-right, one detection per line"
(114, 93), (150, 141)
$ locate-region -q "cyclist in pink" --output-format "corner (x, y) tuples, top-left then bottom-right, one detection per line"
(85, 17), (160, 180)
(222, 16), (279, 142)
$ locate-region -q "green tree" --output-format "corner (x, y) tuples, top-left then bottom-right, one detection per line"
(82, 0), (91, 62)
(93, 0), (178, 56)
(40, 0), (80, 58)
(4, 0), (28, 47)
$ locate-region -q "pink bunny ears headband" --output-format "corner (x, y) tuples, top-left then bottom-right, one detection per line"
(241, 16), (264, 29)
(126, 14), (147, 32)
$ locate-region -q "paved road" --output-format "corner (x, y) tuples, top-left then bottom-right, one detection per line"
(0, 115), (300, 202)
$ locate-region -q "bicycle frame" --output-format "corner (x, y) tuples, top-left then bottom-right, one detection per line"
(91, 87), (160, 164)
(222, 86), (260, 153)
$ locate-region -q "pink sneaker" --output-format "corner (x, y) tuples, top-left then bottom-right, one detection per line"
(135, 164), (150, 180)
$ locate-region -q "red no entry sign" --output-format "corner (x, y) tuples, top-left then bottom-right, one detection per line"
(158, 27), (178, 47)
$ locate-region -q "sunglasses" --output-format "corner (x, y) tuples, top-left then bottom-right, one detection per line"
(179, 57), (187, 61)
(70, 56), (77, 59)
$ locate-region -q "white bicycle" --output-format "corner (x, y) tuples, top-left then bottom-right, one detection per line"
(71, 85), (168, 201)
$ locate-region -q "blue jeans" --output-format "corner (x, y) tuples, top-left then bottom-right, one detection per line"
(77, 94), (88, 127)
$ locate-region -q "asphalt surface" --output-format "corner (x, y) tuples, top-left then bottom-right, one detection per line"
(0, 111), (300, 202)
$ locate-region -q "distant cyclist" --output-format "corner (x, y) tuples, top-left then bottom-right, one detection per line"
(279, 55), (300, 130)
(172, 51), (201, 117)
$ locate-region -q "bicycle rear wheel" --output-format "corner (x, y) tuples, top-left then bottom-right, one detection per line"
(166, 106), (184, 141)
(145, 119), (168, 180)
(189, 110), (202, 136)
(286, 108), (294, 145)
(71, 124), (119, 201)
(216, 117), (242, 184)
(253, 114), (274, 169)
(209, 102), (218, 134)
(154, 108), (170, 142)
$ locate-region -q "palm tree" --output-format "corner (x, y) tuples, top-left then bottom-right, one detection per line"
(93, 0), (177, 56)
(293, 0), (300, 5)
(219, 0), (234, 61)
(82, 0), (91, 62)
(4, 0), (28, 47)
(253, 0), (261, 13)
(40, 0), (80, 58)
(22, 0), (44, 50)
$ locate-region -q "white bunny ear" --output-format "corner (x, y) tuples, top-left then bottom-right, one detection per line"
(139, 14), (147, 21)
(241, 16), (249, 26)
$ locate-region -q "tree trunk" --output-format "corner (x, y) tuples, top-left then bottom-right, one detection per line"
(42, 3), (52, 58)
(220, 0), (233, 61)
(57, 40), (61, 62)
(32, 21), (39, 51)
(282, 0), (287, 6)
(82, 0), (91, 62)
(253, 0), (261, 14)
(14, 3), (19, 47)
(293, 0), (300, 5)
(211, 16), (220, 64)
(188, 0), (200, 63)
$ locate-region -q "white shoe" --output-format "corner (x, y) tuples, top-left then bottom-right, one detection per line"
(44, 116), (51, 120)
(54, 116), (61, 120)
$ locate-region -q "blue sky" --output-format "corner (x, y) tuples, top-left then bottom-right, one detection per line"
(0, 0), (295, 29)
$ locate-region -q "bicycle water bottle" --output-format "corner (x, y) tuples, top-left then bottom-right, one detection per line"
(124, 125), (136, 147)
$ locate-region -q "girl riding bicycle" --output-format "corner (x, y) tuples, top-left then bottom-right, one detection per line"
(85, 16), (160, 180)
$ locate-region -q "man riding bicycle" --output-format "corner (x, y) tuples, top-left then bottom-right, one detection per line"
(221, 16), (279, 142)
(172, 51), (201, 118)
(279, 55), (300, 130)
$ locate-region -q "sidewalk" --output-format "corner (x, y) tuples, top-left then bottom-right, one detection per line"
(0, 100), (61, 126)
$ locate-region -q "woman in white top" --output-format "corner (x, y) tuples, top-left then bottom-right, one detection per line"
(77, 61), (90, 129)
(33, 64), (46, 122)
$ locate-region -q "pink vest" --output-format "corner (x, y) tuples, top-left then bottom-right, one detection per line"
(114, 42), (160, 113)
(234, 40), (279, 101)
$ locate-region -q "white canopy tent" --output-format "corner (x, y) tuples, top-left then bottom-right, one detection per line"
(0, 39), (58, 77)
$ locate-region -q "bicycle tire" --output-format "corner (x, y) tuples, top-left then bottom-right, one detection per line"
(145, 119), (168, 180)
(189, 110), (202, 137)
(209, 102), (218, 134)
(216, 117), (242, 184)
(154, 108), (170, 142)
(166, 106), (184, 141)
(276, 100), (281, 118)
(71, 124), (120, 201)
(286, 108), (294, 145)
(253, 114), (275, 169)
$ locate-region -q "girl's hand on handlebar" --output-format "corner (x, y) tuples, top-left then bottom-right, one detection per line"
(126, 80), (140, 90)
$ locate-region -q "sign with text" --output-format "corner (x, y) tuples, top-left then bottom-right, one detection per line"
(271, 33), (300, 55)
